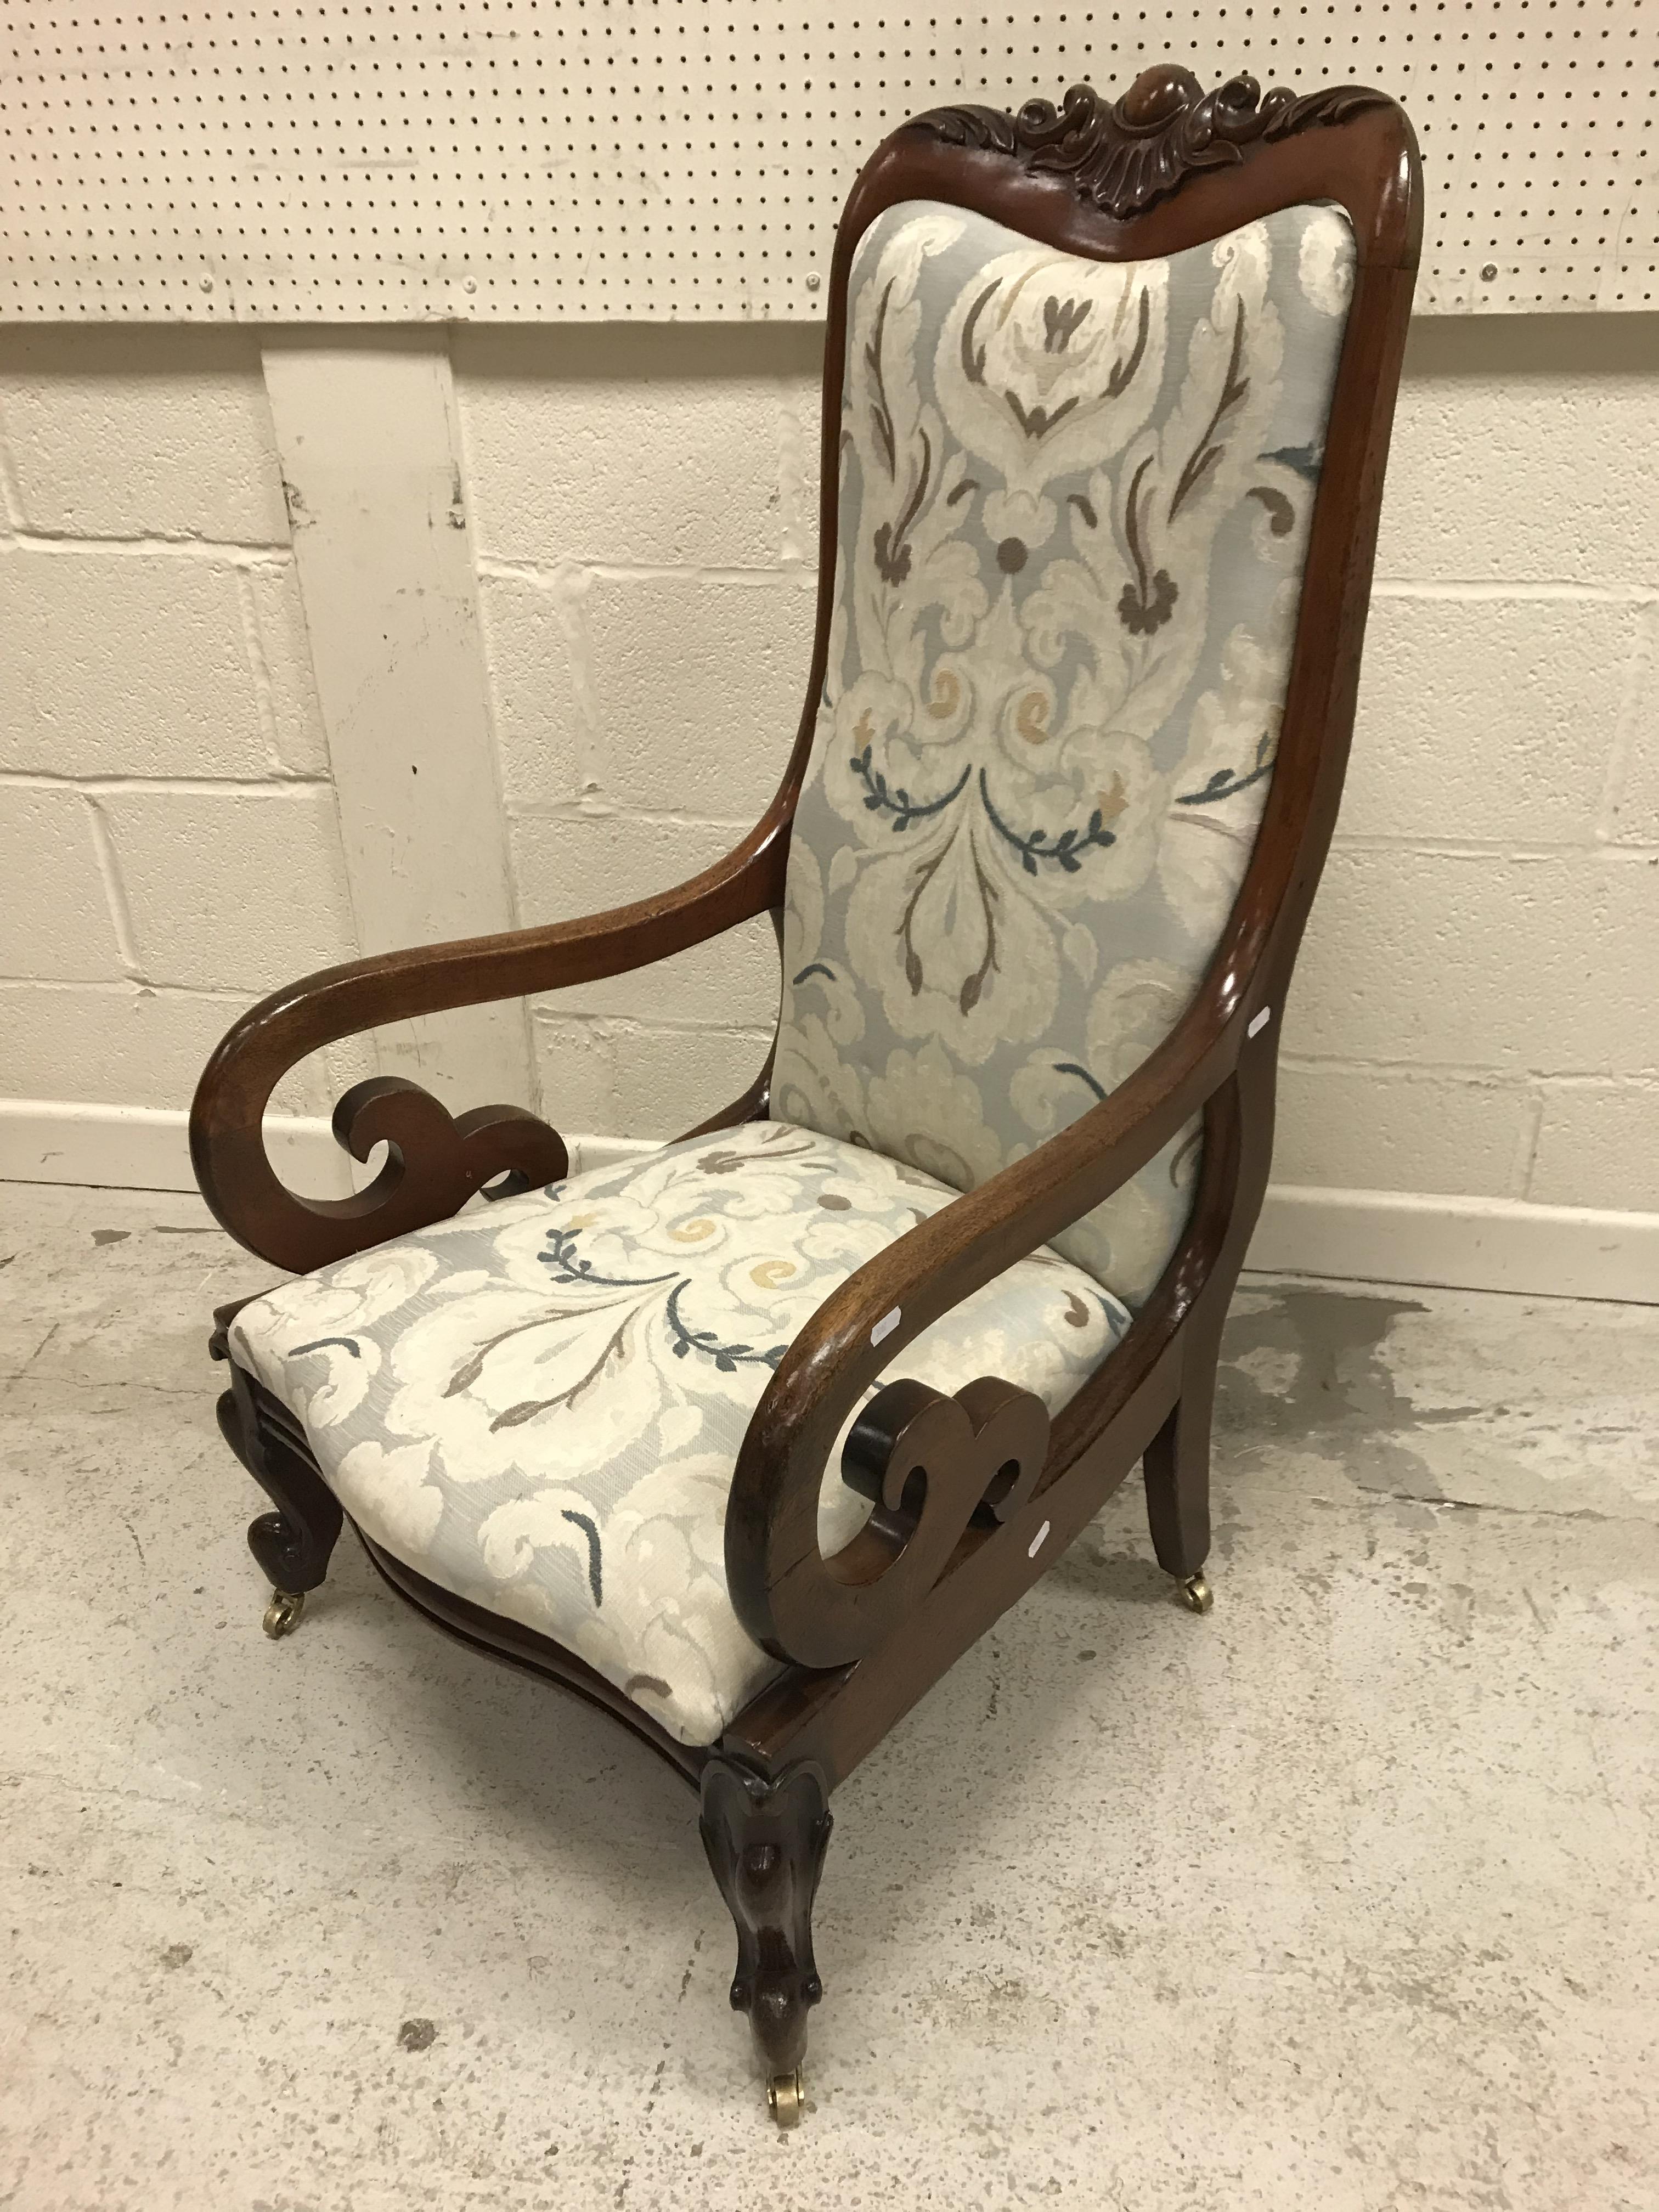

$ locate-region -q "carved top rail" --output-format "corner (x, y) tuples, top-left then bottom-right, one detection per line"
(905, 65), (1393, 219)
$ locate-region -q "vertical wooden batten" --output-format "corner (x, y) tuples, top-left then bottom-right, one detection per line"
(260, 334), (533, 1113)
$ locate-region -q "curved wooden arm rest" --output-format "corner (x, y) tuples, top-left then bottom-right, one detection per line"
(190, 820), (789, 1271)
(725, 989), (1259, 1671)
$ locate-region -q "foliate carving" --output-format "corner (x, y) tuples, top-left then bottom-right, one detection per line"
(331, 1075), (569, 1213)
(699, 1759), (833, 2077)
(195, 1056), (572, 1273)
(735, 1375), (1053, 1672)
(842, 1374), (1051, 1539)
(906, 64), (1391, 218)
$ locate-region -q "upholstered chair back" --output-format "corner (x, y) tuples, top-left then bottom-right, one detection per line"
(771, 196), (1356, 1306)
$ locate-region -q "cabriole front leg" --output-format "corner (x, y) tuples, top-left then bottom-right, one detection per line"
(213, 1351), (343, 1638)
(698, 1757), (832, 2125)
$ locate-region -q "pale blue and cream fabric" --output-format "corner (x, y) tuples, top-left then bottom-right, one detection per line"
(230, 1121), (1128, 1746)
(773, 198), (1355, 1305)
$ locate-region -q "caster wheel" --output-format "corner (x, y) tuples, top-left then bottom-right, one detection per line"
(263, 1589), (306, 1639)
(1178, 1574), (1213, 1615)
(767, 2068), (804, 2127)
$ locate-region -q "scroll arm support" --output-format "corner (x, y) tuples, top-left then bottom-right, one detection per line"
(724, 995), (1270, 1672)
(188, 823), (790, 1274)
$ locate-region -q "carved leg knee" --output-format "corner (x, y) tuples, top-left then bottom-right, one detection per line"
(698, 1758), (832, 2123)
(214, 1356), (343, 1630)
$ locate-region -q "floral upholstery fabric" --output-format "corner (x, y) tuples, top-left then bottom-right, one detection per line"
(772, 198), (1355, 1305)
(229, 1121), (1129, 1747)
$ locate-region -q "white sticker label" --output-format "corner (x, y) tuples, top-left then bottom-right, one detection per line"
(1027, 1519), (1051, 1560)
(871, 1307), (901, 1347)
(1248, 1006), (1272, 1038)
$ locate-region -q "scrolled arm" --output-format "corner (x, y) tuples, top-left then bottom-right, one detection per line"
(724, 997), (1253, 1671)
(191, 819), (789, 1272)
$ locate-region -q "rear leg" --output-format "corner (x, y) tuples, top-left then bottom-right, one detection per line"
(1143, 1333), (1217, 1615)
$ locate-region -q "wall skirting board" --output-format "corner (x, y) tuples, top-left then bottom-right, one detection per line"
(0, 1099), (358, 1204)
(3, 1101), (1655, 1307)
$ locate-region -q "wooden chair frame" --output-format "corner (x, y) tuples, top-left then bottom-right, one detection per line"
(191, 65), (1421, 2124)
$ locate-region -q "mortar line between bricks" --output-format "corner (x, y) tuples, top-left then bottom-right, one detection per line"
(1283, 1053), (1659, 1088)
(233, 566), (285, 776)
(1370, 578), (1659, 604)
(0, 526), (292, 562)
(1330, 832), (1659, 857)
(80, 795), (145, 981)
(529, 1009), (776, 1038)
(512, 805), (1659, 852)
(0, 403), (25, 530)
(1593, 597), (1658, 841)
(0, 771), (332, 795)
(1511, 1084), (1548, 1205)
(1521, 1071), (1659, 1092)
(0, 975), (303, 1002)
(1280, 1052), (1659, 1084)
(477, 555), (814, 588)
(505, 800), (765, 830)
(776, 370), (810, 567)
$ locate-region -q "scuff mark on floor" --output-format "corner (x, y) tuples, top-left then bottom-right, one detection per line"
(676, 1929), (703, 2003)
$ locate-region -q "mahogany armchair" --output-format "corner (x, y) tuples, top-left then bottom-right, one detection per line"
(192, 66), (1420, 2125)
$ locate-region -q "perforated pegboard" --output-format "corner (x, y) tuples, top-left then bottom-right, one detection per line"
(2, 3), (1654, 320)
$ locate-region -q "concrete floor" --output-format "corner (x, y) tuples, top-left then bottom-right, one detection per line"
(2, 1181), (1656, 2212)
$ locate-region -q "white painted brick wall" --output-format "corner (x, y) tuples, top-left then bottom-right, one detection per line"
(1530, 1080), (1659, 1212)
(2, 308), (1654, 1247)
(475, 571), (585, 811)
(456, 321), (822, 1140)
(1608, 618), (1659, 844)
(0, 785), (125, 980)
(0, 547), (321, 778)
(0, 327), (357, 1152)
(581, 571), (814, 821)
(1276, 312), (1658, 1211)
(1273, 1062), (1538, 1199)
(99, 787), (355, 994)
(0, 328), (290, 544)
(0, 981), (318, 1114)
(455, 325), (813, 567)
(1339, 595), (1643, 844)
(509, 814), (780, 1029)
(1288, 850), (1657, 1074)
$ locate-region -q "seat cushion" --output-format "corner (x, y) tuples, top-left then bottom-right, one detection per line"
(229, 1119), (1129, 1746)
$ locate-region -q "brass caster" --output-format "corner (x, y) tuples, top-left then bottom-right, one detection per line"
(1178, 1573), (1214, 1615)
(263, 1589), (305, 1639)
(767, 2068), (804, 2128)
